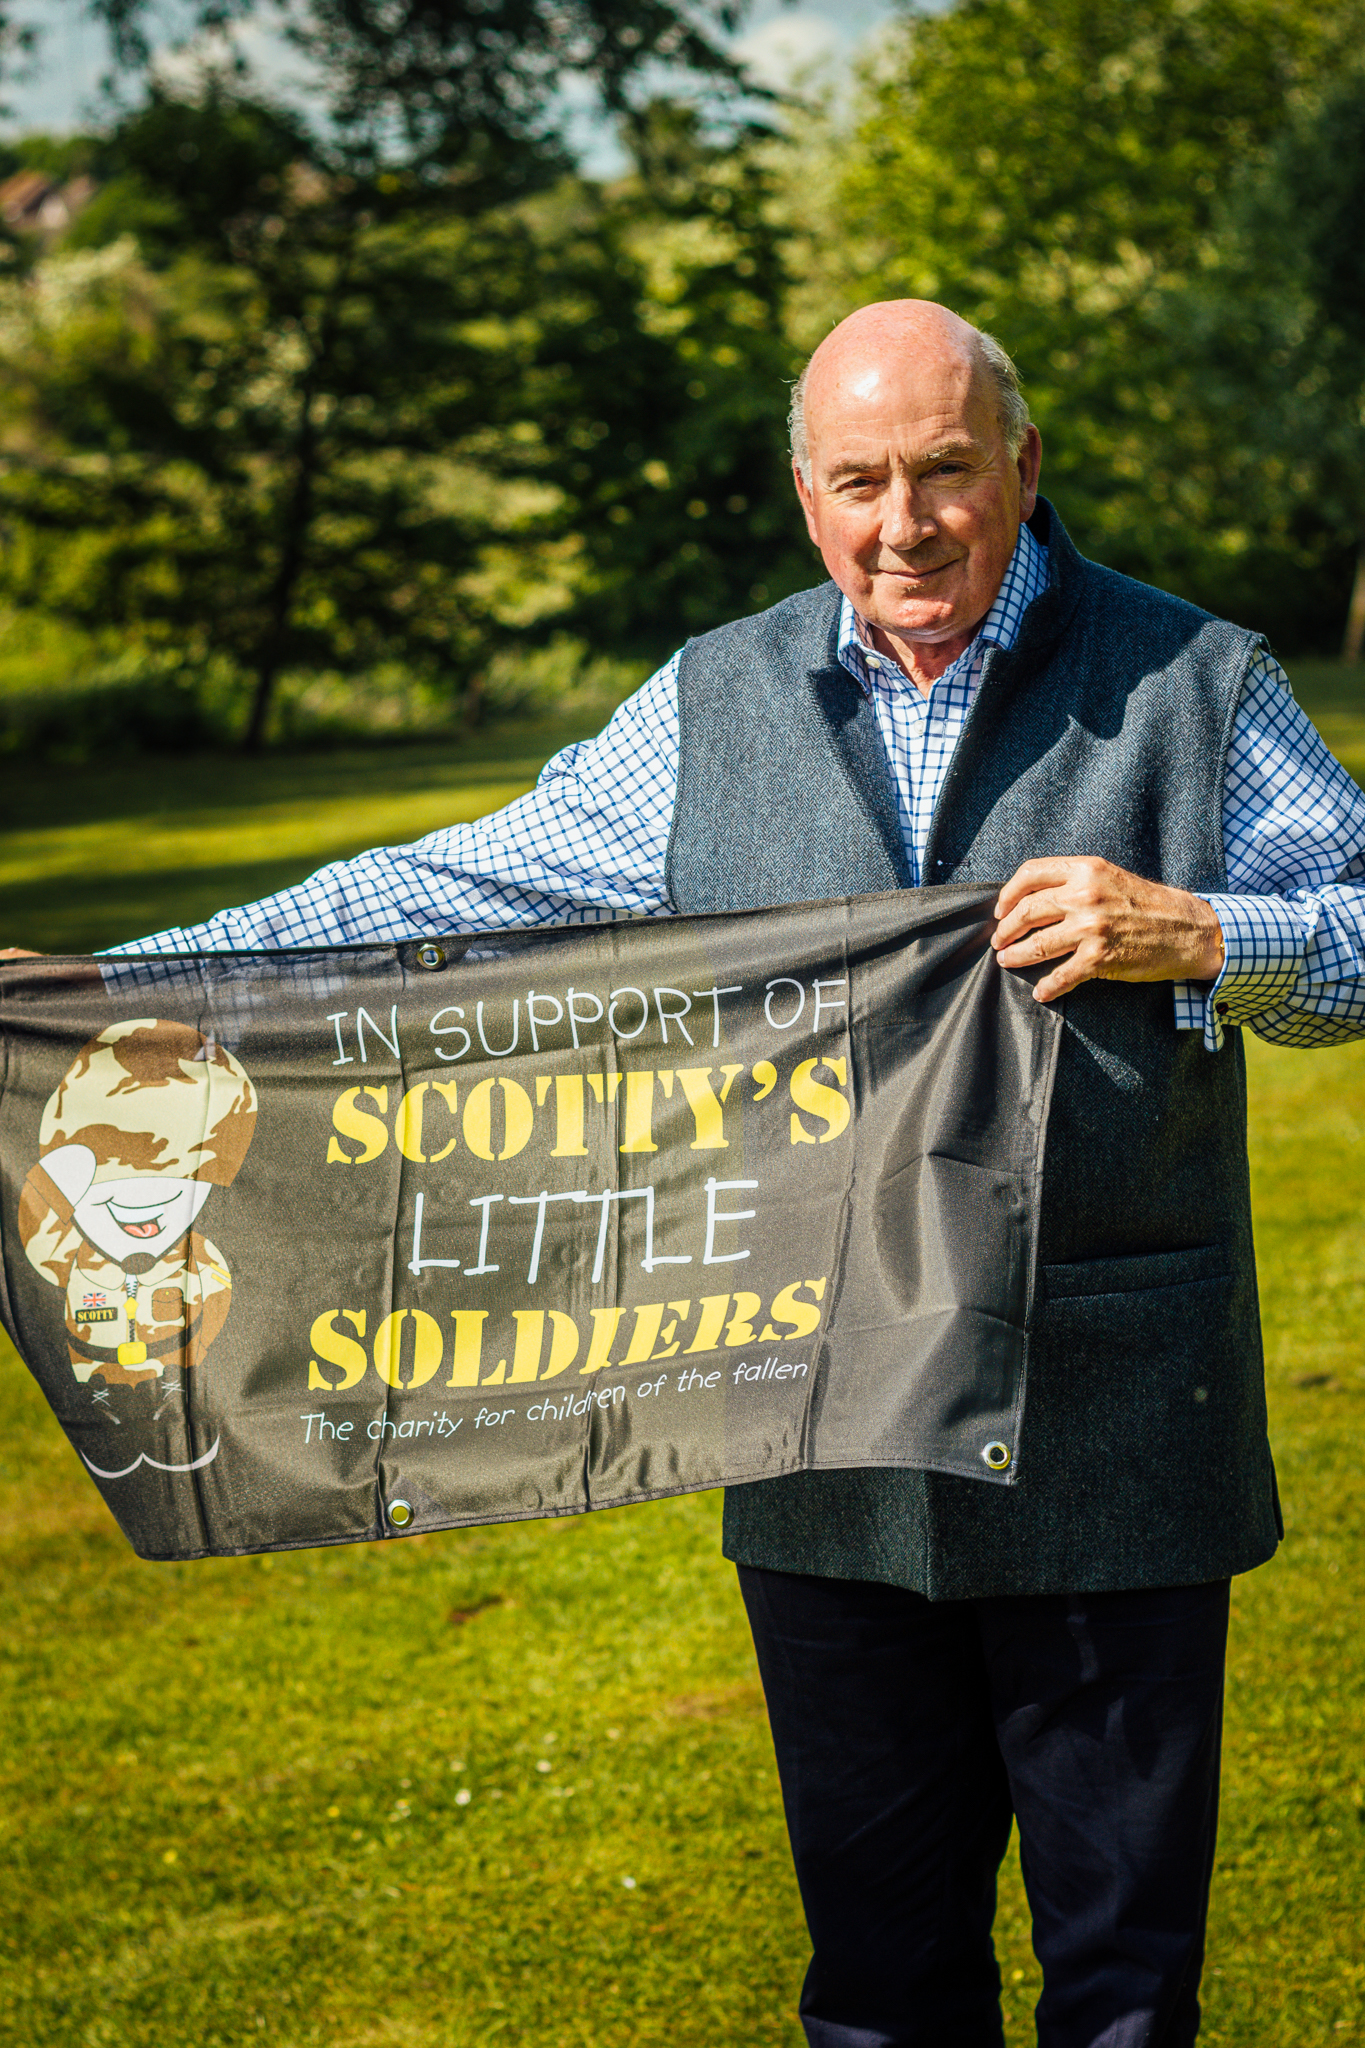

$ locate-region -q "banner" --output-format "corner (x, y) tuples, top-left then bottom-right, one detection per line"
(0, 886), (1060, 1560)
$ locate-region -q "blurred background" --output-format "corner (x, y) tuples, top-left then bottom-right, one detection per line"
(2, 10), (1364, 2046)
(3, 0), (1365, 762)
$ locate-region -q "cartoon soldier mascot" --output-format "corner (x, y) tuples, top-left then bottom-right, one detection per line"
(18, 1019), (257, 1416)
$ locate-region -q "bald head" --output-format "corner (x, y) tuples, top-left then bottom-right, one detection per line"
(786, 298), (1042, 686)
(790, 301), (1028, 486)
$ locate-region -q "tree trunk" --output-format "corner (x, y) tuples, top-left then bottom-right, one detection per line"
(462, 668), (486, 733)
(242, 406), (318, 754)
(1342, 541), (1365, 664)
(241, 240), (354, 753)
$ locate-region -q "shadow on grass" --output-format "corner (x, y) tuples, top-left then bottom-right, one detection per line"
(0, 860), (343, 955)
(0, 719), (597, 836)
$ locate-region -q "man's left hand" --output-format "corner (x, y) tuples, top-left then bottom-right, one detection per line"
(992, 857), (1225, 1003)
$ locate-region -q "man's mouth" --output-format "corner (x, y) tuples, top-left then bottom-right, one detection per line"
(882, 561), (959, 583)
(120, 1220), (163, 1239)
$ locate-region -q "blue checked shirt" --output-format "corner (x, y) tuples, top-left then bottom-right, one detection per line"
(114, 525), (1365, 1052)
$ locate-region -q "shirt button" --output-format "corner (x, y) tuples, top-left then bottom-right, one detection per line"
(1215, 1001), (1228, 1016)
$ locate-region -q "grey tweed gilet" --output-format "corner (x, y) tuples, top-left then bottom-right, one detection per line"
(666, 500), (1281, 1600)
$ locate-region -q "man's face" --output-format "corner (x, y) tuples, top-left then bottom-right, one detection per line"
(793, 343), (1042, 651)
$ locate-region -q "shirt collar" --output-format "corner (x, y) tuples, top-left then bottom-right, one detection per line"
(838, 520), (1050, 691)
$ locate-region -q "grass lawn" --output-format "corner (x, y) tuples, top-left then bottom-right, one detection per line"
(2, 664), (1364, 2045)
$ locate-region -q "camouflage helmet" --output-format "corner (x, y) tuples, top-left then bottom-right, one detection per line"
(40, 1019), (257, 1186)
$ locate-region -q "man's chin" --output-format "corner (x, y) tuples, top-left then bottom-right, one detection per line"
(867, 599), (964, 640)
(864, 568), (968, 616)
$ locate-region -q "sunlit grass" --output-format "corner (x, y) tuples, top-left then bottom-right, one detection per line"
(0, 721), (597, 955)
(1, 672), (1363, 2043)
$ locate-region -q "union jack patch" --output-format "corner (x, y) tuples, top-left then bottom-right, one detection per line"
(82, 1292), (110, 1309)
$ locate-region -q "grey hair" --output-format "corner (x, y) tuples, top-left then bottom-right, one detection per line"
(788, 324), (1030, 484)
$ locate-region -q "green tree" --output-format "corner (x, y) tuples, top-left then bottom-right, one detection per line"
(833, 0), (1365, 631)
(0, 3), (764, 747)
(0, 90), (556, 746)
(520, 102), (812, 659)
(1174, 75), (1365, 658)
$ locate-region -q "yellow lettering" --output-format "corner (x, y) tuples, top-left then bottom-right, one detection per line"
(725, 1293), (763, 1346)
(751, 1060), (777, 1102)
(620, 1298), (693, 1365)
(326, 1086), (389, 1165)
(790, 1057), (850, 1145)
(655, 1300), (691, 1360)
(507, 1310), (579, 1384)
(508, 1309), (545, 1383)
(445, 1309), (489, 1387)
(619, 1070), (658, 1153)
(373, 1309), (443, 1390)
(760, 1276), (828, 1342)
(674, 1068), (729, 1150)
(540, 1311), (580, 1380)
(536, 1074), (590, 1157)
(685, 1294), (734, 1354)
(395, 1079), (458, 1164)
(429, 1080), (459, 1161)
(308, 1308), (368, 1390)
(462, 1076), (535, 1162)
(395, 1083), (427, 1162)
(620, 1302), (664, 1365)
(580, 1306), (627, 1374)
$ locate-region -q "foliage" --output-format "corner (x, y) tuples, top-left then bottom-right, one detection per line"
(521, 102), (813, 655)
(836, 0), (1365, 643)
(1170, 73), (1365, 656)
(0, 649), (232, 762)
(0, 86), (583, 748)
(0, 2), (773, 750)
(1, 697), (1364, 2043)
(13, 0), (1365, 741)
(92, 0), (750, 146)
(0, 1), (36, 121)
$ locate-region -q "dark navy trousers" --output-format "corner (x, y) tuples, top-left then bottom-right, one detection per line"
(738, 1567), (1230, 2048)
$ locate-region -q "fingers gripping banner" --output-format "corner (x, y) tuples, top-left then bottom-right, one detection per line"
(0, 887), (1060, 1561)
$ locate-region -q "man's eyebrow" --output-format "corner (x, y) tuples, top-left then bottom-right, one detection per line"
(821, 441), (982, 481)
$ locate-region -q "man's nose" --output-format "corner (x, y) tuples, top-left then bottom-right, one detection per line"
(879, 478), (936, 553)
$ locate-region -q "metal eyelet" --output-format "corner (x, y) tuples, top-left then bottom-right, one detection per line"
(981, 1441), (1011, 1472)
(416, 944), (445, 971)
(387, 1498), (414, 1528)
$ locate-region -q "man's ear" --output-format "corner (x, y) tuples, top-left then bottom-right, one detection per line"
(792, 460), (822, 549)
(1017, 424), (1043, 523)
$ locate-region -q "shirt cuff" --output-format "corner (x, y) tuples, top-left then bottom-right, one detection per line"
(1173, 893), (1308, 1050)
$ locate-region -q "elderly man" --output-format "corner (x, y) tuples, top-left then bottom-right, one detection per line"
(12, 300), (1365, 2045)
